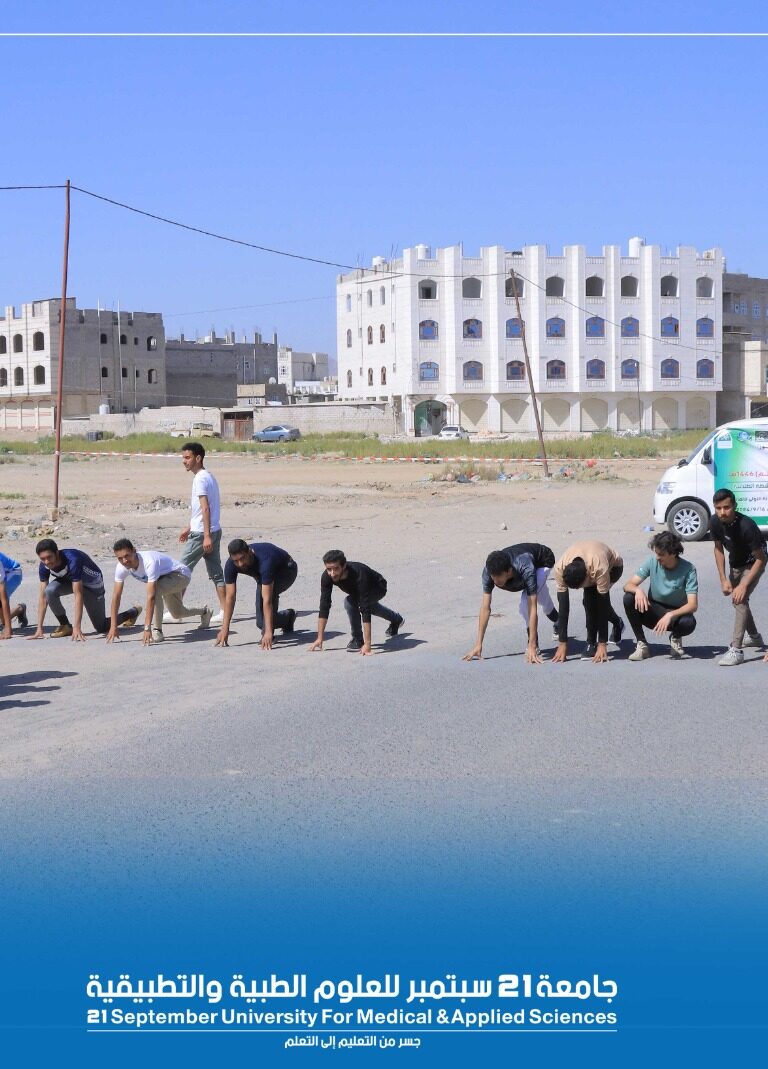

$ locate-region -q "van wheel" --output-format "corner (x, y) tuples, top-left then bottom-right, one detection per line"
(667, 500), (709, 541)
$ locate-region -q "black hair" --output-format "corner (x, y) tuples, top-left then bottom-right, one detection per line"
(228, 538), (250, 556)
(323, 549), (347, 566)
(113, 537), (135, 553)
(649, 531), (683, 557)
(181, 441), (205, 459)
(713, 488), (736, 506)
(35, 538), (59, 555)
(562, 558), (588, 588)
(486, 550), (513, 577)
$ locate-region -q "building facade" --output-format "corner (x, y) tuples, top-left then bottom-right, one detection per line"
(165, 330), (280, 408)
(336, 239), (723, 435)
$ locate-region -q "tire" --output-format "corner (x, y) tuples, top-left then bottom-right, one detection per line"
(667, 500), (709, 541)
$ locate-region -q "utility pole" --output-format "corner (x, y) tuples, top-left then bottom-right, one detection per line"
(51, 178), (71, 520)
(509, 269), (550, 478)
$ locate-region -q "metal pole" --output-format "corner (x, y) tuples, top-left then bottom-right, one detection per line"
(509, 269), (550, 478)
(51, 178), (71, 520)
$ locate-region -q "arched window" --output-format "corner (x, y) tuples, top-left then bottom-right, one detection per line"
(660, 275), (678, 297)
(463, 360), (483, 381)
(32, 331), (45, 351)
(346, 370), (353, 388)
(120, 333), (127, 345)
(462, 277), (482, 299)
(367, 368), (374, 386)
(546, 316), (565, 338)
(661, 358), (680, 379)
(345, 294), (352, 312)
(101, 366), (109, 378)
(505, 276), (524, 298)
(586, 316), (605, 337)
(506, 317), (524, 338)
(585, 276), (604, 297)
(419, 279), (437, 300)
(696, 276), (714, 298)
(366, 290), (372, 307)
(621, 316), (639, 337)
(146, 336), (157, 351)
(621, 275), (638, 297)
(621, 359), (639, 379)
(379, 286), (386, 305)
(33, 365), (45, 385)
(0, 337), (6, 354)
(100, 333), (107, 344)
(545, 276), (564, 297)
(148, 369), (158, 384)
(367, 326), (373, 345)
(696, 317), (714, 338)
(0, 369), (7, 386)
(346, 329), (352, 348)
(14, 366), (24, 386)
(696, 359), (715, 379)
(419, 320), (438, 340)
(506, 360), (525, 381)
(13, 334), (23, 353)
(379, 324), (385, 343)
(661, 316), (679, 337)
(546, 359), (566, 380)
(419, 361), (439, 381)
(463, 318), (482, 339)
(586, 359), (605, 380)
(380, 366), (387, 385)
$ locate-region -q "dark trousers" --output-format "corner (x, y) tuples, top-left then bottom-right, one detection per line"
(255, 560), (298, 632)
(583, 564), (624, 643)
(45, 578), (134, 633)
(344, 595), (399, 642)
(622, 591), (697, 641)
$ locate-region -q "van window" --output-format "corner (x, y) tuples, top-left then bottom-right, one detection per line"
(684, 429), (717, 466)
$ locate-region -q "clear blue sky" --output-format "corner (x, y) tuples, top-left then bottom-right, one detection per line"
(3, 2), (768, 359)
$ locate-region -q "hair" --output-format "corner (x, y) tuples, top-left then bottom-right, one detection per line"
(562, 558), (588, 588)
(228, 538), (250, 556)
(486, 550), (513, 577)
(713, 488), (736, 506)
(35, 538), (59, 555)
(181, 441), (205, 459)
(113, 538), (135, 553)
(649, 530), (683, 557)
(323, 549), (347, 566)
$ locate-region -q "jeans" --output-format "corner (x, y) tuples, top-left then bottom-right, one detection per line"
(255, 560), (298, 632)
(622, 591), (697, 641)
(344, 594), (399, 642)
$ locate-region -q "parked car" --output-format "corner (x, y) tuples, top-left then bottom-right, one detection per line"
(170, 422), (220, 439)
(252, 424), (301, 443)
(437, 425), (470, 441)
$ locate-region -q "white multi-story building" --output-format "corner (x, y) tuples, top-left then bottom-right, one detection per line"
(336, 239), (723, 435)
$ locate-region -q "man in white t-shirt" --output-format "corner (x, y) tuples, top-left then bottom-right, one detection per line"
(107, 538), (211, 645)
(169, 442), (226, 627)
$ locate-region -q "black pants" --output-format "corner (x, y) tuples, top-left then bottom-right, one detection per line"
(254, 560), (298, 632)
(583, 564), (624, 643)
(45, 579), (134, 633)
(622, 591), (697, 641)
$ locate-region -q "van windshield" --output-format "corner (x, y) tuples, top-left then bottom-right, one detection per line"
(684, 429), (717, 465)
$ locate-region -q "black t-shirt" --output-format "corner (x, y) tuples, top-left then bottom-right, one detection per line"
(710, 512), (766, 568)
(224, 543), (292, 585)
(319, 561), (387, 622)
(481, 542), (555, 595)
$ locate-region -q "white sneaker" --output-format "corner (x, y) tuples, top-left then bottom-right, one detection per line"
(628, 641), (649, 661)
(162, 610), (181, 624)
(669, 634), (685, 659)
(719, 646), (744, 666)
(199, 606), (212, 629)
(743, 633), (764, 648)
(151, 628), (165, 643)
(210, 610), (224, 627)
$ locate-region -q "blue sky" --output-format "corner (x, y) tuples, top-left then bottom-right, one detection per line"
(3, 3), (768, 357)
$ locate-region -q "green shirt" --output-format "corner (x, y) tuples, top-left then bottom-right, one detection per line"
(635, 556), (698, 608)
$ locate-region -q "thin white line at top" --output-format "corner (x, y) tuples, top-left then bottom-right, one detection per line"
(0, 32), (767, 39)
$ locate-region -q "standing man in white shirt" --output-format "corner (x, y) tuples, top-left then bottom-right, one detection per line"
(107, 538), (211, 645)
(169, 441), (226, 627)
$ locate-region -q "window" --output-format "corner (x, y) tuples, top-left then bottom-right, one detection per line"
(380, 367), (387, 385)
(346, 370), (352, 388)
(585, 316), (605, 337)
(346, 329), (352, 348)
(419, 361), (439, 381)
(621, 359), (639, 379)
(419, 319), (438, 340)
(661, 358), (680, 379)
(586, 359), (605, 380)
(32, 331), (45, 351)
(121, 367), (128, 379)
(120, 333), (127, 345)
(620, 275), (638, 297)
(660, 316), (679, 337)
(660, 275), (678, 297)
(379, 324), (385, 343)
(147, 336), (157, 351)
(696, 359), (714, 379)
(505, 276), (524, 298)
(419, 279), (437, 300)
(505, 318), (524, 338)
(148, 368), (158, 384)
(545, 276), (564, 297)
(621, 316), (639, 337)
(366, 290), (373, 307)
(33, 365), (45, 385)
(345, 295), (352, 312)
(696, 317), (714, 338)
(754, 302), (762, 319)
(367, 326), (373, 345)
(585, 276), (604, 297)
(546, 359), (566, 379)
(380, 286), (386, 305)
(463, 360), (483, 381)
(546, 316), (565, 338)
(100, 332), (108, 344)
(14, 366), (24, 386)
(696, 276), (714, 298)
(463, 318), (482, 339)
(0, 337), (6, 354)
(506, 360), (525, 381)
(13, 334), (23, 353)
(462, 277), (482, 299)
(367, 368), (374, 386)
(134, 337), (138, 345)
(0, 369), (6, 386)
(101, 366), (109, 378)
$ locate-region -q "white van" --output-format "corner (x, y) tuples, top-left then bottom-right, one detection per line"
(653, 418), (768, 540)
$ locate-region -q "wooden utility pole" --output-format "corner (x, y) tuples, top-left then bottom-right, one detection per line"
(509, 269), (550, 477)
(51, 178), (71, 520)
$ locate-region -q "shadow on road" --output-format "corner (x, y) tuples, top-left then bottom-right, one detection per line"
(0, 669), (78, 711)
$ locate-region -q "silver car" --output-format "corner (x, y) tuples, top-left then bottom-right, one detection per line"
(252, 424), (301, 443)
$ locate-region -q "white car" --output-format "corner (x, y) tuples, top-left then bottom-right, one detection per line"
(437, 425), (470, 441)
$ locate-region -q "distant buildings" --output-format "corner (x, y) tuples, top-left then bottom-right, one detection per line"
(165, 330), (282, 408)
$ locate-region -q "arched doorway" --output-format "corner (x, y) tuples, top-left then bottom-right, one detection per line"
(414, 400), (447, 436)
